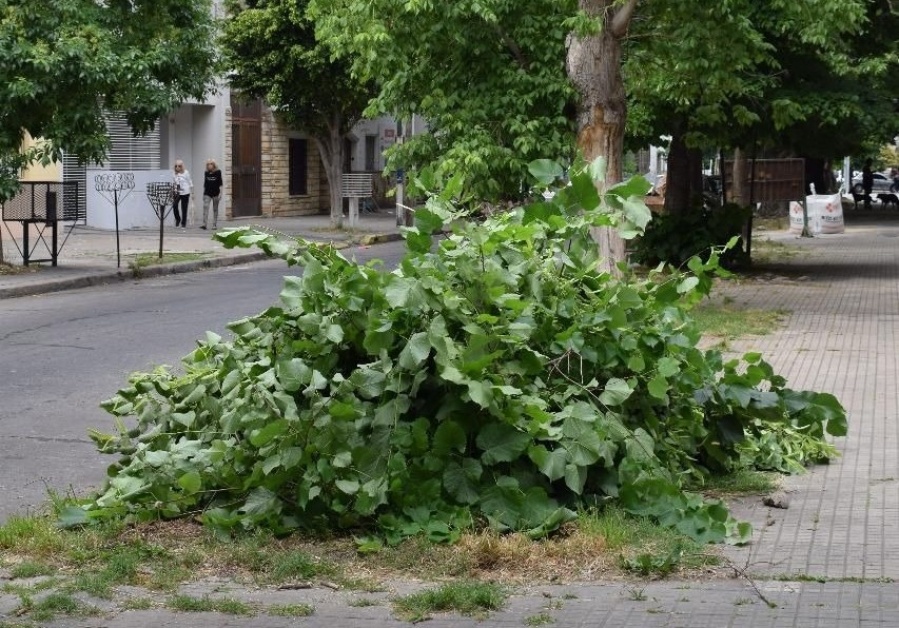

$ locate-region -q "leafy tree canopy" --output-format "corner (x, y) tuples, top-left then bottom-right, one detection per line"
(310, 0), (577, 200)
(312, 0), (897, 201)
(0, 0), (217, 199)
(626, 0), (898, 159)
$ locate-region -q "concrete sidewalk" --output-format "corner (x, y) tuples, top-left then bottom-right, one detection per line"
(7, 218), (899, 626)
(0, 212), (402, 299)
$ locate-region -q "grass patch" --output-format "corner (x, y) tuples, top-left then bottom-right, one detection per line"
(8, 561), (56, 579)
(167, 594), (255, 615)
(369, 506), (716, 582)
(19, 592), (100, 622)
(348, 598), (380, 607)
(128, 251), (208, 268)
(750, 237), (802, 264)
(0, 506), (718, 599)
(268, 603), (314, 617)
(393, 581), (506, 623)
(691, 302), (787, 340)
(691, 469), (779, 496)
(525, 612), (555, 626)
(0, 262), (39, 276)
(122, 596), (155, 610)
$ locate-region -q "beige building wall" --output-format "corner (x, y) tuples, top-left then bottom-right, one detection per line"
(20, 135), (62, 182)
(260, 108), (327, 217)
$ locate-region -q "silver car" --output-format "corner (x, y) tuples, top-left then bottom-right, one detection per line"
(851, 172), (895, 195)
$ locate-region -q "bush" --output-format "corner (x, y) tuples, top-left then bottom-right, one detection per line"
(73, 162), (846, 546)
(630, 204), (752, 269)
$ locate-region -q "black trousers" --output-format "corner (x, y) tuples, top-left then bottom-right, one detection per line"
(173, 194), (190, 226)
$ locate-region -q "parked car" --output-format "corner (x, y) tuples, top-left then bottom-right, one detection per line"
(851, 172), (895, 195)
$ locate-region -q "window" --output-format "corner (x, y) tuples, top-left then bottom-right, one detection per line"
(289, 138), (308, 196)
(364, 135), (377, 171)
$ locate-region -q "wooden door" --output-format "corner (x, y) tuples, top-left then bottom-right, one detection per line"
(230, 96), (262, 217)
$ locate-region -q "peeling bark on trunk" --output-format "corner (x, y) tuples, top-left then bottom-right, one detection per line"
(566, 0), (635, 274)
(315, 112), (346, 229)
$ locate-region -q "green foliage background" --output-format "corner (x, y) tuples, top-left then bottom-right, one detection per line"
(0, 0), (217, 200)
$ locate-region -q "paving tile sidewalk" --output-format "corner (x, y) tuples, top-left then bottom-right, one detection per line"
(0, 212), (401, 299)
(7, 216), (899, 626)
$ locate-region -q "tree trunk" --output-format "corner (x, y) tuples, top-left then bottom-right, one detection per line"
(731, 147), (749, 207)
(566, 0), (636, 274)
(664, 133), (704, 215)
(315, 112), (345, 229)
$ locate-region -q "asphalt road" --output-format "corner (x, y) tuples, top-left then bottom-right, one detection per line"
(0, 241), (406, 521)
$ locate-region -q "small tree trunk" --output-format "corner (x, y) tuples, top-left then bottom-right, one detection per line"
(665, 134), (689, 215)
(315, 112), (346, 229)
(566, 0), (636, 274)
(664, 133), (704, 215)
(731, 147), (749, 207)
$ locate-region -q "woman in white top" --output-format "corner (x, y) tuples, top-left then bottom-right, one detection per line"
(172, 159), (193, 228)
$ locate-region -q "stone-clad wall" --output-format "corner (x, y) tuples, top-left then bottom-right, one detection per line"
(260, 108), (328, 217)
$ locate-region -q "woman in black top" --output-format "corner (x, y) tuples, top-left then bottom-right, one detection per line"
(201, 159), (224, 230)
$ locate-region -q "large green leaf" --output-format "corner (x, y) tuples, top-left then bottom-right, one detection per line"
(443, 459), (483, 504)
(398, 332), (432, 370)
(476, 424), (532, 465)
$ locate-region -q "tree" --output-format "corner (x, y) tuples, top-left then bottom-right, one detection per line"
(221, 0), (377, 227)
(0, 0), (217, 200)
(310, 0), (576, 202)
(623, 1), (877, 212)
(566, 0), (637, 268)
(312, 0), (896, 261)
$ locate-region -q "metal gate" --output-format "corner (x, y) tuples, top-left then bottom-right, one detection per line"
(230, 96), (262, 217)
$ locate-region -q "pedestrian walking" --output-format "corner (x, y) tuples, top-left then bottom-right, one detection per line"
(201, 159), (223, 230)
(862, 158), (874, 210)
(172, 159), (193, 228)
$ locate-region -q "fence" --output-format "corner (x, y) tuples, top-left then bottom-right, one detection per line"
(1, 181), (83, 222)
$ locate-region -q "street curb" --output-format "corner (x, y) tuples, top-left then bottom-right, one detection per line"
(0, 251), (269, 300)
(358, 232), (404, 246)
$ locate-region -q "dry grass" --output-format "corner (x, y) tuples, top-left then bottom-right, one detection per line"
(0, 506), (720, 596)
(0, 261), (38, 276)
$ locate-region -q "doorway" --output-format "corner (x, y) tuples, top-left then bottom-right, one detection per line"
(230, 96), (262, 217)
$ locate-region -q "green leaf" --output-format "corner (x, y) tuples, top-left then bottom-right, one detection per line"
(384, 276), (414, 308)
(335, 479), (360, 495)
(443, 459), (483, 504)
(528, 159), (564, 185)
(599, 378), (633, 406)
(278, 358), (311, 393)
(398, 332), (431, 370)
(466, 380), (493, 408)
(333, 451), (352, 468)
(433, 421), (467, 455)
(57, 506), (89, 529)
(529, 445), (568, 482)
(177, 471), (202, 495)
(657, 357), (679, 378)
(523, 201), (563, 225)
(415, 207), (445, 234)
(647, 374), (669, 400)
(351, 368), (387, 399)
(564, 463), (588, 494)
(241, 487), (280, 517)
(250, 419), (288, 448)
(476, 423), (531, 465)
(677, 277), (700, 294)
